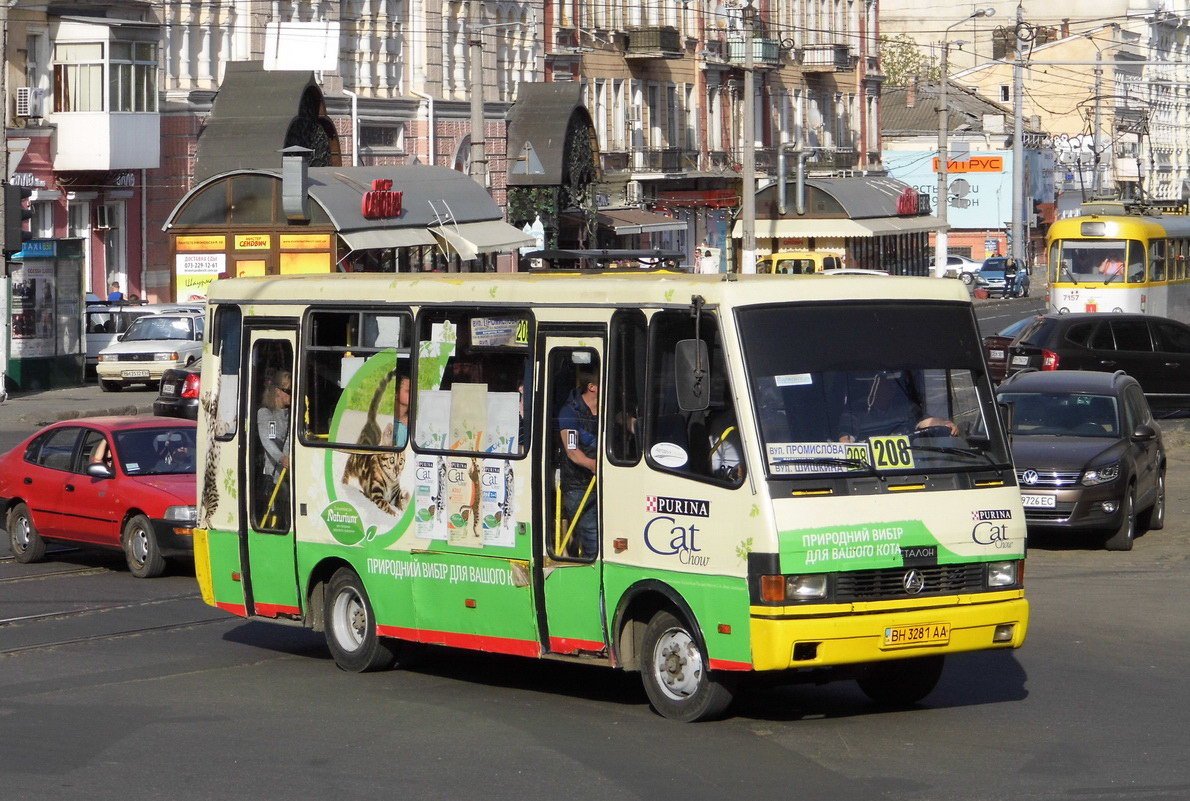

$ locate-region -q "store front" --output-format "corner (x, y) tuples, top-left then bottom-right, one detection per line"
(6, 238), (87, 390)
(163, 161), (533, 300)
(731, 177), (942, 275)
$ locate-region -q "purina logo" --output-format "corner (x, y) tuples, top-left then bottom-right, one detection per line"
(972, 509), (1012, 521)
(645, 495), (710, 518)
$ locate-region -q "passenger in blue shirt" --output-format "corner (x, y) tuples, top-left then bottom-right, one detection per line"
(107, 281), (124, 302)
(557, 372), (599, 557)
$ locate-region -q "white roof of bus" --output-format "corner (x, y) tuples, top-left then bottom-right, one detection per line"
(206, 272), (970, 307)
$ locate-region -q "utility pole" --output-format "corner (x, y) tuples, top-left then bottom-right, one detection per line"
(1092, 50), (1103, 196)
(468, 0), (487, 188)
(935, 43), (951, 277)
(1011, 4), (1026, 265)
(739, 1), (757, 274)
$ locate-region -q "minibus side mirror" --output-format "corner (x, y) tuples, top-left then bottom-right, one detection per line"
(675, 338), (710, 412)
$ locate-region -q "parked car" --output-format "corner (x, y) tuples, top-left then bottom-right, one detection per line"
(85, 303), (201, 373)
(0, 417), (198, 576)
(154, 357), (202, 420)
(997, 370), (1164, 550)
(1005, 313), (1190, 416)
(984, 315), (1041, 384)
(95, 312), (205, 392)
(975, 257), (1031, 298)
(930, 254), (981, 284)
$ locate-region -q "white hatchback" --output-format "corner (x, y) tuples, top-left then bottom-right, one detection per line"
(96, 312), (205, 392)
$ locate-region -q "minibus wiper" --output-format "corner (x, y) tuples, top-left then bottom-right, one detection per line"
(911, 444), (1005, 476)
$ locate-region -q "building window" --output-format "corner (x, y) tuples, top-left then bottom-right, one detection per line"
(53, 39), (157, 113)
(109, 42), (158, 112)
(53, 43), (103, 112)
(31, 202), (54, 239)
(359, 123), (405, 153)
(1000, 85), (1010, 103)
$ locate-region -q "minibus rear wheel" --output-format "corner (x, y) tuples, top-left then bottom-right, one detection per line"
(640, 610), (735, 722)
(325, 567), (399, 672)
(857, 654), (945, 706)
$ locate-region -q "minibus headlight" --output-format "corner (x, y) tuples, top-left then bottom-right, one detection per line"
(986, 560), (1019, 588)
(785, 574), (828, 600)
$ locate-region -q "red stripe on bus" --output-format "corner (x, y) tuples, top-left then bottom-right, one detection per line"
(548, 636), (607, 654)
(708, 659), (753, 671)
(254, 603), (301, 618)
(217, 601), (248, 617)
(377, 625), (542, 658)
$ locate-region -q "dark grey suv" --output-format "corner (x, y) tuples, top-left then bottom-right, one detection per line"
(997, 370), (1165, 550)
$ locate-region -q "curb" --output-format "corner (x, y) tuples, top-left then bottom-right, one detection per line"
(18, 403), (157, 428)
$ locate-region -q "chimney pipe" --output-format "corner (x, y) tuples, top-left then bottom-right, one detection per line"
(280, 145), (313, 223)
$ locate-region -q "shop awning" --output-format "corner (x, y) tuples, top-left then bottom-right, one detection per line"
(430, 220), (536, 261)
(340, 228), (438, 251)
(595, 209), (687, 234)
(731, 215), (943, 239)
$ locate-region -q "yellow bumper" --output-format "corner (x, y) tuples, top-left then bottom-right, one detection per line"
(750, 591), (1028, 671)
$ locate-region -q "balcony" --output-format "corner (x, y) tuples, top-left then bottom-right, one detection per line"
(798, 44), (853, 72)
(725, 37), (782, 68)
(601, 151), (632, 174)
(50, 112), (161, 171)
(625, 27), (684, 60)
(808, 149), (858, 173)
(634, 148), (697, 173)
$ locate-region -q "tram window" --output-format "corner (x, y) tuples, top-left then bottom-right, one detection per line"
(645, 311), (744, 485)
(301, 310), (412, 449)
(608, 310), (646, 465)
(1151, 240), (1166, 282)
(413, 309), (531, 457)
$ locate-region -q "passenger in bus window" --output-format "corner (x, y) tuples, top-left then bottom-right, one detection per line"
(1098, 256), (1124, 278)
(557, 371), (599, 557)
(393, 373), (410, 448)
(257, 370), (292, 522)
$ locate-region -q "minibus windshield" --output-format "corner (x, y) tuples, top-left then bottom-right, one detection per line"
(737, 302), (1011, 478)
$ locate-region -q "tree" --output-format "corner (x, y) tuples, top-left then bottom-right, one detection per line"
(879, 34), (941, 87)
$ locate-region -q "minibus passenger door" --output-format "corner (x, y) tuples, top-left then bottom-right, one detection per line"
(537, 336), (608, 655)
(242, 329), (302, 617)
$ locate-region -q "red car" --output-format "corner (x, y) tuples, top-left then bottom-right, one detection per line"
(1, 417), (197, 578)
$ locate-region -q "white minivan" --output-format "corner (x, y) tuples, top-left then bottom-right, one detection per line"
(86, 303), (202, 371)
(95, 311), (205, 391)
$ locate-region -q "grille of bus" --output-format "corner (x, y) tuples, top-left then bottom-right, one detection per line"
(834, 563), (986, 601)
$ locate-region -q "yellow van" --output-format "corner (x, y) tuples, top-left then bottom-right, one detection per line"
(758, 251), (843, 275)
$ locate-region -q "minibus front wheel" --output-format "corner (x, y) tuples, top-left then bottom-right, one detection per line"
(324, 567), (400, 672)
(640, 610), (734, 722)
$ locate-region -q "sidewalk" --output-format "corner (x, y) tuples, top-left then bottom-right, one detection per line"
(0, 381), (157, 428)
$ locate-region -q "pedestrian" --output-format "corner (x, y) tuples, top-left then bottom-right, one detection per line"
(699, 249), (718, 275)
(108, 281), (124, 302)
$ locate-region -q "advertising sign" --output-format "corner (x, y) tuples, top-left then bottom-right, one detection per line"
(176, 252), (226, 302)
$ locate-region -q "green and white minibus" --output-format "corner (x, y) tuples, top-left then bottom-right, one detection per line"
(193, 271), (1028, 721)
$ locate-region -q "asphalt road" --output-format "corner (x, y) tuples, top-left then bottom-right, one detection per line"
(6, 292), (1190, 800)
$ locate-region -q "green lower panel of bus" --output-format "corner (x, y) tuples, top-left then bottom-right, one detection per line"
(201, 528), (247, 615)
(601, 564), (753, 669)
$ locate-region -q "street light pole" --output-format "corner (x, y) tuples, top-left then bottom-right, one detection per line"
(469, 0), (487, 188)
(1011, 4), (1026, 265)
(935, 9), (993, 278)
(740, 3), (757, 274)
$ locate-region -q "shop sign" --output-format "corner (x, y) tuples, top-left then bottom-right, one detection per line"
(20, 240), (56, 259)
(176, 252), (227, 303)
(177, 235), (227, 251)
(112, 172), (136, 187)
(361, 179), (403, 219)
(930, 156), (1004, 173)
(280, 233), (332, 250)
(9, 173), (46, 188)
(235, 234), (272, 250)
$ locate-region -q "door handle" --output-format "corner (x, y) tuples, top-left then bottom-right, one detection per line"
(1099, 360), (1116, 367)
(23, 477), (32, 484)
(1165, 362), (1180, 368)
(65, 484), (75, 492)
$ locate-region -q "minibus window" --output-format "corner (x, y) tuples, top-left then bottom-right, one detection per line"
(301, 310), (411, 449)
(738, 303), (1010, 478)
(608, 310), (646, 465)
(413, 309), (531, 457)
(645, 311), (744, 485)
(212, 305), (242, 440)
